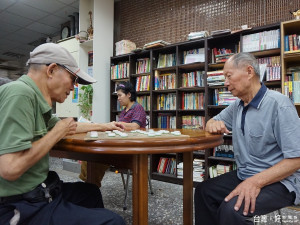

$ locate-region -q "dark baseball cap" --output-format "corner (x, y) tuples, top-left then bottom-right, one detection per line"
(26, 43), (96, 85)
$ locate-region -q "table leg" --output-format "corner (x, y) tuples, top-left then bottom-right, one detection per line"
(183, 151), (193, 225)
(132, 154), (148, 225)
(87, 161), (98, 185)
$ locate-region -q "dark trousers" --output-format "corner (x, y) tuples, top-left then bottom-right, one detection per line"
(0, 182), (125, 225)
(194, 170), (295, 225)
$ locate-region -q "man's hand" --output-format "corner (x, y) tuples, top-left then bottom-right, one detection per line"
(104, 121), (124, 131)
(53, 118), (77, 137)
(225, 177), (261, 215)
(205, 119), (230, 134)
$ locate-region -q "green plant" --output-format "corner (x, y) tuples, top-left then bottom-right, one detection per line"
(78, 84), (93, 120)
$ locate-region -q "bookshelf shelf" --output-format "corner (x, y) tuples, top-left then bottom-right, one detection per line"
(178, 62), (205, 70)
(178, 87), (205, 92)
(154, 66), (176, 72)
(152, 89), (177, 93)
(264, 80), (281, 87)
(207, 85), (227, 89)
(178, 109), (205, 112)
(110, 22), (285, 186)
(249, 48), (281, 57)
(153, 110), (177, 113)
(136, 91), (150, 95)
(207, 105), (228, 109)
(208, 63), (225, 69)
(208, 156), (235, 162)
(131, 72), (151, 77)
(111, 78), (129, 82)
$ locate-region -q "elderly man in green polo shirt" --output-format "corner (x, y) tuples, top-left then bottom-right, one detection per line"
(0, 43), (126, 225)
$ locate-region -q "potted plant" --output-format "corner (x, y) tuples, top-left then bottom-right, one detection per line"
(78, 84), (93, 120)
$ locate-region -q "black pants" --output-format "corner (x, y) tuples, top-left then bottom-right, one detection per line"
(194, 170), (295, 225)
(0, 182), (125, 225)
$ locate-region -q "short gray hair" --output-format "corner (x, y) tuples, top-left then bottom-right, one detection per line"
(0, 77), (12, 86)
(229, 52), (260, 78)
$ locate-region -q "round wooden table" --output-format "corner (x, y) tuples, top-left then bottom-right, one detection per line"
(51, 129), (223, 225)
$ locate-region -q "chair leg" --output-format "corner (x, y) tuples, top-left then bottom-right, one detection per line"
(277, 209), (283, 225)
(123, 169), (130, 210)
(148, 171), (154, 195)
(120, 172), (126, 189)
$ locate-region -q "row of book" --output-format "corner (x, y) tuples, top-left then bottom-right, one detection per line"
(209, 163), (236, 178)
(182, 115), (205, 129)
(177, 158), (205, 182)
(136, 95), (150, 111)
(181, 92), (205, 109)
(157, 114), (176, 129)
(242, 29), (280, 52)
(111, 62), (130, 79)
(284, 67), (300, 103)
(207, 70), (225, 86)
(156, 93), (176, 110)
(183, 48), (205, 64)
(157, 157), (176, 174)
(157, 53), (176, 68)
(284, 34), (300, 52)
(135, 75), (150, 91)
(213, 144), (234, 158)
(182, 71), (205, 88)
(154, 72), (176, 90)
(212, 88), (238, 106)
(136, 58), (151, 74)
(212, 48), (234, 64)
(257, 56), (281, 81)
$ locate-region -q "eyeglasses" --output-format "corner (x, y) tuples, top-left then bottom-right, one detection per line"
(57, 64), (79, 86)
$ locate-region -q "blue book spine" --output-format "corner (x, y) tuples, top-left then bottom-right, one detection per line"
(285, 35), (289, 51)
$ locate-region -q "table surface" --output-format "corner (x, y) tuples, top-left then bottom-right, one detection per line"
(54, 128), (223, 154)
(51, 129), (223, 225)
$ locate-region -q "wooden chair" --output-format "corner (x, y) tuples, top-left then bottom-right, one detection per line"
(120, 169), (154, 210)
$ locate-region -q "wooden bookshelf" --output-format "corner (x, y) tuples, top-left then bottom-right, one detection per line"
(110, 22), (284, 185)
(281, 19), (300, 114)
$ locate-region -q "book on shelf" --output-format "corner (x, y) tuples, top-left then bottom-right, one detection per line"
(157, 93), (176, 110)
(154, 71), (176, 90)
(210, 29), (231, 36)
(183, 48), (205, 64)
(111, 62), (130, 79)
(257, 56), (281, 81)
(144, 40), (170, 49)
(209, 166), (217, 178)
(211, 48), (234, 64)
(181, 71), (205, 88)
(181, 92), (205, 110)
(136, 75), (150, 91)
(284, 34), (300, 51)
(157, 113), (176, 129)
(207, 70), (225, 86)
(242, 29), (280, 52)
(136, 95), (150, 111)
(157, 53), (176, 68)
(182, 115), (205, 130)
(136, 58), (150, 74)
(284, 67), (300, 103)
(213, 144), (234, 158)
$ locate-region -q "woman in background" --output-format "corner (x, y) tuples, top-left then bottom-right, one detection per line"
(79, 81), (147, 187)
(116, 82), (146, 129)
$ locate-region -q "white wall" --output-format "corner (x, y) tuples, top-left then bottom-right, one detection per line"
(91, 0), (114, 123)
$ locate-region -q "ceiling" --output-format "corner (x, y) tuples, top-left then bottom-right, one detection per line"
(0, 0), (79, 80)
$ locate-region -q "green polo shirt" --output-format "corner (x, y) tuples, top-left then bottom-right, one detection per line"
(0, 75), (60, 197)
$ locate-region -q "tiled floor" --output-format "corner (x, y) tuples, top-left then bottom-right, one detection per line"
(50, 157), (300, 225)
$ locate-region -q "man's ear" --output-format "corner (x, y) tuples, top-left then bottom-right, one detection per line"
(46, 63), (58, 78)
(247, 65), (255, 79)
